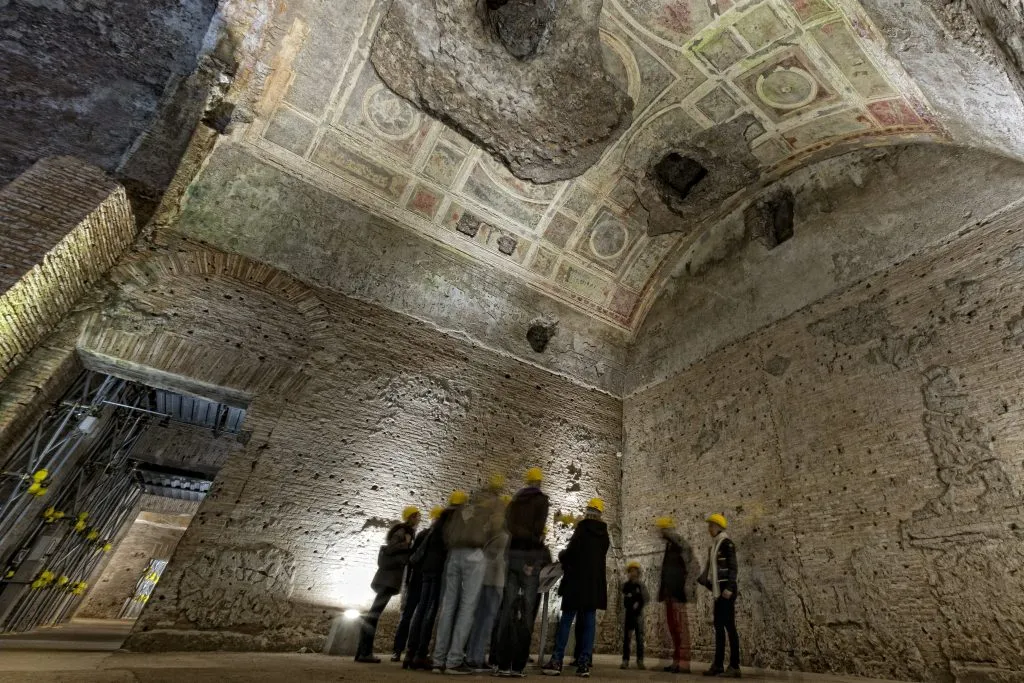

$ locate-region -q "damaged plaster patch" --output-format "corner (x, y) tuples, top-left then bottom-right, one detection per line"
(370, 0), (632, 183)
(807, 293), (896, 346)
(745, 188), (795, 250)
(763, 354), (791, 376)
(527, 317), (558, 352)
(483, 0), (556, 59)
(635, 115), (761, 237)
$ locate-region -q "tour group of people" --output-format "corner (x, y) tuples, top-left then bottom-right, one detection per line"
(354, 468), (741, 678)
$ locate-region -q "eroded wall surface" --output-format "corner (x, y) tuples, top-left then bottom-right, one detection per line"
(622, 200), (1024, 681)
(172, 143), (628, 395)
(630, 145), (1024, 393)
(84, 244), (623, 651)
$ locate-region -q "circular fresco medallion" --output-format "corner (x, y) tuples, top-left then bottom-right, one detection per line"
(363, 84), (420, 140)
(590, 216), (629, 259)
(755, 67), (818, 111)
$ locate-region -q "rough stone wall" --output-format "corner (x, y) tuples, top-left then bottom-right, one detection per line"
(0, 0), (215, 185)
(0, 157), (135, 384)
(630, 145), (1024, 394)
(130, 423), (242, 477)
(76, 244), (622, 652)
(169, 143), (628, 395)
(77, 512), (192, 621)
(622, 200), (1024, 682)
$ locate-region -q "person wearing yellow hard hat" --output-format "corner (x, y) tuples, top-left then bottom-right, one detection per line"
(542, 498), (610, 677)
(654, 516), (693, 674)
(494, 467), (552, 676)
(465, 475), (511, 671)
(431, 481), (503, 674)
(355, 505), (421, 664)
(698, 513), (740, 677)
(402, 496), (465, 669)
(391, 506), (436, 662)
(620, 559), (650, 670)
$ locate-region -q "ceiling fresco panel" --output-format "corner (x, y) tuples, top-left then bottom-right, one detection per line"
(245, 0), (948, 333)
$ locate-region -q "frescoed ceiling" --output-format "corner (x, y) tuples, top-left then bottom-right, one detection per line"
(247, 0), (945, 332)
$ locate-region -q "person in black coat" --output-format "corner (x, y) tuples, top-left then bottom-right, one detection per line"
(620, 561), (649, 670)
(403, 492), (465, 669)
(656, 516), (692, 674)
(391, 508), (434, 660)
(355, 506), (420, 663)
(542, 498), (610, 678)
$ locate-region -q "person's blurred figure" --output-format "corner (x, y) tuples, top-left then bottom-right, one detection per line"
(542, 498), (610, 678)
(656, 516), (692, 674)
(620, 561), (648, 670)
(403, 495), (463, 670)
(432, 483), (503, 674)
(466, 478), (510, 672)
(698, 513), (740, 678)
(354, 505), (420, 663)
(494, 467), (551, 677)
(391, 505), (435, 661)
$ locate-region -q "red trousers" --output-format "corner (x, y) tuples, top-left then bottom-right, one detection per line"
(665, 599), (691, 665)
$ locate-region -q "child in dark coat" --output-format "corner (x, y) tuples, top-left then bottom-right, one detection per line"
(620, 561), (649, 670)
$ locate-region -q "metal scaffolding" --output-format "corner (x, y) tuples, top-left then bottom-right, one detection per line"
(0, 372), (150, 632)
(118, 558), (167, 621)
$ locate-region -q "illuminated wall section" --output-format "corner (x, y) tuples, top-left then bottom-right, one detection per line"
(0, 156), (135, 383)
(76, 245), (623, 653)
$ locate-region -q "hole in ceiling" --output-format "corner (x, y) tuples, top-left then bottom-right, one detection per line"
(653, 153), (708, 201)
(745, 189), (795, 250)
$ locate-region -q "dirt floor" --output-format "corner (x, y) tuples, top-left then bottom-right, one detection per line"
(0, 621), (900, 683)
(0, 650), (903, 683)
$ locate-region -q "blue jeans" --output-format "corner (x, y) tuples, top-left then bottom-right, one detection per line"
(551, 609), (596, 666)
(466, 585), (502, 665)
(432, 547), (487, 669)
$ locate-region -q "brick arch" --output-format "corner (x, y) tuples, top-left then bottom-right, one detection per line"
(109, 248), (332, 338)
(78, 247), (334, 401)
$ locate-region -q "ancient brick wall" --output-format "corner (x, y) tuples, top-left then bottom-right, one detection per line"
(77, 512), (192, 621)
(622, 201), (1024, 682)
(130, 423), (242, 477)
(0, 156), (135, 383)
(78, 243), (623, 652)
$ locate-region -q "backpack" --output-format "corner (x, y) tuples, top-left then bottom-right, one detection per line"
(444, 502), (492, 548)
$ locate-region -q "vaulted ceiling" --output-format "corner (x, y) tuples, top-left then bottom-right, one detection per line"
(244, 0), (1022, 332)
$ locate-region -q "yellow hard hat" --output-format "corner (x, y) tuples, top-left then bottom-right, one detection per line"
(587, 498), (605, 513)
(655, 516), (675, 529)
(488, 474), (506, 491)
(449, 490), (468, 506)
(525, 467), (543, 483)
(706, 513), (728, 529)
(402, 506), (420, 522)
(626, 561), (641, 570)
(429, 506), (444, 520)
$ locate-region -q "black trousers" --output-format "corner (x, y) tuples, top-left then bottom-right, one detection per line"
(406, 573), (443, 660)
(622, 614), (644, 662)
(392, 576), (423, 655)
(571, 617), (586, 661)
(712, 597), (740, 669)
(356, 589), (395, 658)
(496, 548), (545, 672)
